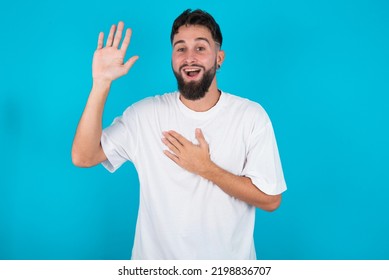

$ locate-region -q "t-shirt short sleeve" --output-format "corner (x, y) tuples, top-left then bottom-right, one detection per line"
(241, 111), (287, 195)
(101, 106), (138, 173)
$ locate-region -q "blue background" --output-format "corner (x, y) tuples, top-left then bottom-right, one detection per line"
(1, 0), (388, 259)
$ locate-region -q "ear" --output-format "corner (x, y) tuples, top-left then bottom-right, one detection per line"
(217, 50), (225, 67)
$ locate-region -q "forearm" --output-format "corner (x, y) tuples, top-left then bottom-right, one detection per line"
(71, 80), (111, 167)
(161, 129), (282, 210)
(200, 163), (281, 211)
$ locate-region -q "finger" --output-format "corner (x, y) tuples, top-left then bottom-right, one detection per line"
(164, 132), (187, 149)
(195, 128), (208, 147)
(161, 137), (180, 155)
(167, 130), (189, 146)
(120, 28), (132, 53)
(123, 55), (139, 74)
(97, 32), (104, 50)
(106, 24), (116, 47)
(112, 21), (124, 48)
(162, 133), (182, 153)
(163, 150), (180, 164)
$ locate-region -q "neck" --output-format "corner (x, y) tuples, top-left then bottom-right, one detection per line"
(179, 79), (221, 112)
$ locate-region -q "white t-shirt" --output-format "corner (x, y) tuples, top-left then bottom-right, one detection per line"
(101, 91), (287, 259)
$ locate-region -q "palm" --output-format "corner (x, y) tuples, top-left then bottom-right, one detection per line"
(92, 22), (138, 82)
(93, 47), (126, 80)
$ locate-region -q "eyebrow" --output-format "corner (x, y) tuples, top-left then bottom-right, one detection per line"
(173, 37), (211, 47)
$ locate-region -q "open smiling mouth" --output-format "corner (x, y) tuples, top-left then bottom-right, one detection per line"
(182, 67), (203, 79)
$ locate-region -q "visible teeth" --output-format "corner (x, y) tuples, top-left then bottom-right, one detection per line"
(184, 68), (200, 72)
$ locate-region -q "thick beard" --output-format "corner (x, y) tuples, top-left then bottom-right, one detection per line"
(173, 62), (217, 101)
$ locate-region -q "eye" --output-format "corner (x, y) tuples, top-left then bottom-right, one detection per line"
(176, 47), (185, 52)
(196, 46), (206, 52)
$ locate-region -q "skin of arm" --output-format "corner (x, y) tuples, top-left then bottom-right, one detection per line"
(162, 128), (282, 211)
(71, 22), (138, 167)
(71, 81), (110, 167)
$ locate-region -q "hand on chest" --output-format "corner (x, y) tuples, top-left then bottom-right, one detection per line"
(162, 122), (248, 175)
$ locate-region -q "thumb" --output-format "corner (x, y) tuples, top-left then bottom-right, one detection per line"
(195, 128), (208, 148)
(123, 55), (139, 73)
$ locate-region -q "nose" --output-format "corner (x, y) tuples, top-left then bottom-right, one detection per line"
(184, 50), (197, 64)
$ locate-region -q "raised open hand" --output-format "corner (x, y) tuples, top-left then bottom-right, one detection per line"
(92, 22), (139, 82)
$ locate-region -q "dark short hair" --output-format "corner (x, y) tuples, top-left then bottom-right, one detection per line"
(170, 9), (223, 47)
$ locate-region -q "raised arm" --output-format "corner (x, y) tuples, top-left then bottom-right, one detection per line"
(72, 22), (138, 167)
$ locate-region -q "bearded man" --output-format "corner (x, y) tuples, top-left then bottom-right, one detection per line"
(72, 9), (287, 260)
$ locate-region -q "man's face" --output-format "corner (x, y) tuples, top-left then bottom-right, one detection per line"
(172, 25), (223, 100)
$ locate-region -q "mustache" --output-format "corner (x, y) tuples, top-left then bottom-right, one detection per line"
(179, 64), (205, 72)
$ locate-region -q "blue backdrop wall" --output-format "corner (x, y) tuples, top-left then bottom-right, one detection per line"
(1, 0), (388, 259)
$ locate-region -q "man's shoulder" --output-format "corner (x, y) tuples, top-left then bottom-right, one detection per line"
(125, 91), (178, 112)
(222, 92), (268, 118)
